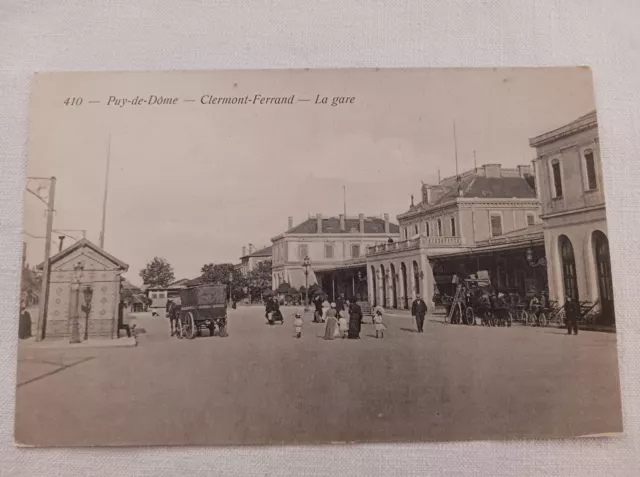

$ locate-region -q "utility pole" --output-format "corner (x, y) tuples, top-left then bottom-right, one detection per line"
(36, 176), (56, 341)
(99, 134), (111, 248)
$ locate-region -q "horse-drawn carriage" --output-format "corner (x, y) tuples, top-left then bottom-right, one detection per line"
(445, 275), (513, 327)
(173, 283), (228, 339)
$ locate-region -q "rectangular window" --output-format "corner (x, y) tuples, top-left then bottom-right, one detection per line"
(414, 224), (419, 236)
(325, 243), (334, 259)
(450, 217), (456, 236)
(351, 244), (360, 258)
(425, 222), (430, 237)
(527, 213), (535, 226)
(490, 214), (503, 237)
(552, 160), (563, 197)
(298, 244), (308, 260)
(437, 219), (442, 236)
(404, 228), (408, 239)
(584, 150), (598, 190)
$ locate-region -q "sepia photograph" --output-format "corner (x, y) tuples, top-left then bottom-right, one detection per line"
(16, 67), (622, 446)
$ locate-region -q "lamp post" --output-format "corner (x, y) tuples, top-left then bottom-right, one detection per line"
(302, 256), (311, 311)
(82, 286), (93, 341)
(70, 261), (84, 344)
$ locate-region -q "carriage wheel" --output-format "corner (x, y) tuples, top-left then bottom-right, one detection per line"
(538, 312), (547, 328)
(464, 307), (475, 326)
(452, 303), (463, 324)
(184, 312), (197, 339)
(176, 318), (184, 339)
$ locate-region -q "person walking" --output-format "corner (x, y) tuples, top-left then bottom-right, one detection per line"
(336, 293), (346, 314)
(293, 313), (303, 338)
(313, 294), (323, 323)
(347, 300), (363, 339)
(411, 294), (428, 333)
(323, 303), (339, 340)
(374, 306), (386, 339)
(18, 301), (32, 339)
(565, 295), (580, 335)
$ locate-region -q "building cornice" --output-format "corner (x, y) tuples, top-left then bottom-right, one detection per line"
(529, 112), (597, 148)
(540, 203), (606, 220)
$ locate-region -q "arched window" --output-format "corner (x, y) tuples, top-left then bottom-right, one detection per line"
(584, 149), (598, 191)
(559, 235), (578, 300)
(551, 159), (563, 198)
(593, 230), (614, 324)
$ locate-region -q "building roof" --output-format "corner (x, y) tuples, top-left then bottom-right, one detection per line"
(286, 216), (400, 234)
(529, 110), (597, 147)
(36, 238), (129, 271)
(402, 174), (536, 217)
(241, 245), (272, 259)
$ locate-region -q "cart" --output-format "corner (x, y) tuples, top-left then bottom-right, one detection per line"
(177, 284), (228, 339)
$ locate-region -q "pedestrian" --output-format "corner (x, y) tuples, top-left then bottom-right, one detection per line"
(411, 294), (428, 333)
(18, 301), (32, 339)
(117, 300), (132, 338)
(323, 303), (338, 340)
(338, 309), (348, 339)
(321, 297), (330, 323)
(347, 300), (363, 339)
(293, 313), (303, 338)
(565, 294), (580, 335)
(336, 293), (346, 313)
(374, 306), (386, 339)
(313, 294), (323, 322)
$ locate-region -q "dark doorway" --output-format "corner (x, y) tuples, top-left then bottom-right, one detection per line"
(370, 266), (377, 306)
(380, 264), (387, 308)
(593, 230), (614, 325)
(401, 262), (409, 309)
(390, 263), (398, 308)
(559, 235), (579, 300)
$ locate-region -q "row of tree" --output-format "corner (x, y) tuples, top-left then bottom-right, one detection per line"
(138, 256), (327, 303)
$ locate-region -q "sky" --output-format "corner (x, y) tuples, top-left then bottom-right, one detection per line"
(23, 67), (596, 285)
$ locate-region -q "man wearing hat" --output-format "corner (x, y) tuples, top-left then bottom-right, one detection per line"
(411, 294), (428, 333)
(565, 294), (580, 335)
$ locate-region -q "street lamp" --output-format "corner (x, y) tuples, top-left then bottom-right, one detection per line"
(70, 261), (84, 344)
(82, 285), (93, 341)
(302, 256), (311, 311)
(526, 247), (547, 268)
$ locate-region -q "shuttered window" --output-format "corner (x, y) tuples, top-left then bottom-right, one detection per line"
(584, 149), (597, 190)
(490, 214), (503, 237)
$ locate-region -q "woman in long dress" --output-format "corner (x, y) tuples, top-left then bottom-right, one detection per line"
(321, 298), (330, 323)
(323, 303), (338, 340)
(348, 301), (363, 339)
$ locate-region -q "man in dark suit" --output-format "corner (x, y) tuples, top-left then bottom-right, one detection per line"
(411, 294), (428, 333)
(565, 295), (580, 335)
(335, 293), (346, 313)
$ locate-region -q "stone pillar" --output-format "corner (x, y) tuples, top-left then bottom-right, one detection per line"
(316, 214), (323, 233)
(339, 214), (346, 231)
(384, 213), (390, 234)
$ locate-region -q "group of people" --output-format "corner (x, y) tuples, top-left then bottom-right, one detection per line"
(319, 294), (364, 340)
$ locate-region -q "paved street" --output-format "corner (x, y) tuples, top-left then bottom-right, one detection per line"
(15, 306), (622, 446)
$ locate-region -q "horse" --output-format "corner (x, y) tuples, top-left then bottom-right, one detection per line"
(168, 301), (181, 336)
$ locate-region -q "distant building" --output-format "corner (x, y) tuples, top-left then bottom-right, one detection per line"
(240, 244), (272, 276)
(271, 214), (400, 300)
(367, 163), (543, 308)
(530, 110), (614, 325)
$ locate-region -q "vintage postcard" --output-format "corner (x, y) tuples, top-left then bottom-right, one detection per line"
(16, 67), (622, 446)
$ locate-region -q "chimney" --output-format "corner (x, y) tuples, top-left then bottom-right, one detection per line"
(288, 216), (293, 230)
(339, 214), (346, 231)
(517, 165), (530, 178)
(483, 164), (502, 178)
(422, 184), (431, 205)
(384, 213), (390, 234)
(242, 246), (246, 257)
(359, 213), (365, 233)
(316, 214), (323, 233)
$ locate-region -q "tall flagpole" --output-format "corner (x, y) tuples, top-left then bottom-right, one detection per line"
(343, 185), (347, 218)
(99, 134), (111, 248)
(473, 149), (477, 170)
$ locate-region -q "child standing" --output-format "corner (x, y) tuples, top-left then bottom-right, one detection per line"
(293, 313), (303, 338)
(338, 310), (348, 339)
(374, 307), (386, 339)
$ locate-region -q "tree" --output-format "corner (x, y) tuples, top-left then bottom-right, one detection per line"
(139, 257), (175, 288)
(246, 260), (272, 302)
(201, 263), (243, 285)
